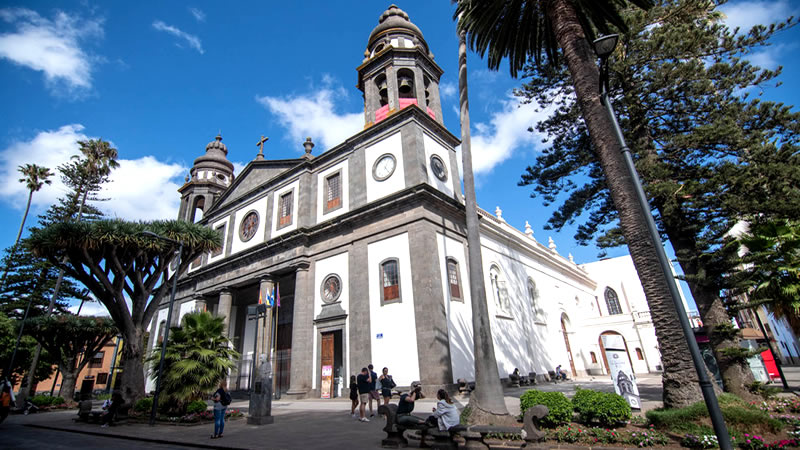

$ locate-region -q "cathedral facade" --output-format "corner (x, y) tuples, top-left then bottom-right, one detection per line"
(145, 5), (665, 398)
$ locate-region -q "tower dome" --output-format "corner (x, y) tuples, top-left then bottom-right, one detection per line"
(366, 4), (430, 58)
(178, 134), (235, 223)
(193, 134), (234, 174)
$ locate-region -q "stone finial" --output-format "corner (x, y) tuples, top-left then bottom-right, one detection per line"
(185, 174), (190, 183)
(524, 221), (534, 238)
(569, 253), (575, 263)
(495, 206), (503, 220)
(302, 137), (315, 160)
(548, 236), (557, 252)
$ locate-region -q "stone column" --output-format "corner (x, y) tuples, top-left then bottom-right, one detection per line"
(258, 278), (275, 360)
(286, 263), (313, 398)
(218, 289), (233, 337)
(194, 296), (207, 313)
(169, 298), (182, 327)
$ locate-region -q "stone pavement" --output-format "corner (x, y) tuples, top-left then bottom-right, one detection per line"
(9, 371), (775, 450)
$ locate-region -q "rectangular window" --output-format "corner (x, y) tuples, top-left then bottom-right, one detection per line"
(90, 352), (104, 368)
(447, 260), (461, 300)
(381, 260), (400, 303)
(96, 373), (109, 385)
(212, 224), (225, 257)
(279, 191), (293, 227)
(190, 254), (202, 269)
(325, 172), (341, 212)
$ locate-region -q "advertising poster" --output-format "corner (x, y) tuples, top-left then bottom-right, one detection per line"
(601, 334), (641, 410)
(321, 365), (333, 399)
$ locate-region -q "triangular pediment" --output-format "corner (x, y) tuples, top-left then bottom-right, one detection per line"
(207, 159), (305, 215)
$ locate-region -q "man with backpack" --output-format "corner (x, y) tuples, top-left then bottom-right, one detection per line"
(211, 380), (232, 439)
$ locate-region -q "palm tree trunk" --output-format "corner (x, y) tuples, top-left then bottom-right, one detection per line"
(14, 190), (34, 247)
(546, 0), (703, 408)
(458, 29), (510, 419)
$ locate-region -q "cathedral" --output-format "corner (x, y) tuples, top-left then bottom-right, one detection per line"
(145, 5), (667, 398)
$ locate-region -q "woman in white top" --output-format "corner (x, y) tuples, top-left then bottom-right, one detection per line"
(431, 389), (460, 431)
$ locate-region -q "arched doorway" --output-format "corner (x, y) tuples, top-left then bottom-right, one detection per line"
(598, 331), (634, 374)
(560, 314), (577, 377)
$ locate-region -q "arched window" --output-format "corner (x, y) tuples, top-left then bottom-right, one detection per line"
(528, 278), (540, 320)
(605, 287), (622, 315)
(590, 351), (598, 364)
(380, 258), (401, 304)
(156, 320), (167, 346)
(489, 265), (510, 315)
(446, 258), (462, 301)
(635, 348), (644, 360)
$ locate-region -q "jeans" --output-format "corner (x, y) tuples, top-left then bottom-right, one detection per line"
(213, 408), (226, 436)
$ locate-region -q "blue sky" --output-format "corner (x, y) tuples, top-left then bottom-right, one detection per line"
(1, 1), (798, 314)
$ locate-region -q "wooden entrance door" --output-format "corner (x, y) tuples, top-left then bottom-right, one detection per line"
(320, 332), (334, 398)
(561, 316), (577, 376)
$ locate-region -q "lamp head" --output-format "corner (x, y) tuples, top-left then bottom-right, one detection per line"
(593, 34), (619, 59)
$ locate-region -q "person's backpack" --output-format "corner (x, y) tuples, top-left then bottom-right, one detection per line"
(221, 390), (232, 406)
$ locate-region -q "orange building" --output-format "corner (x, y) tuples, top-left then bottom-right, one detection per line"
(16, 337), (123, 398)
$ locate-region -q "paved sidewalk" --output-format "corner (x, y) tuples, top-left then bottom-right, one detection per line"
(6, 374), (671, 449)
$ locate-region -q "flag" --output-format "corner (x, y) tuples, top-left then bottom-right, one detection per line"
(258, 288), (263, 305)
(276, 284), (281, 308)
(266, 288), (274, 307)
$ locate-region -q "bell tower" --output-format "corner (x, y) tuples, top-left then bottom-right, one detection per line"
(357, 5), (444, 127)
(178, 134), (235, 222)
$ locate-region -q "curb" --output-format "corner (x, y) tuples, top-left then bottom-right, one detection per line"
(24, 423), (249, 450)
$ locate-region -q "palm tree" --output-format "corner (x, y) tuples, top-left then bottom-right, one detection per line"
(74, 139), (119, 218)
(13, 164), (53, 247)
(454, 0), (704, 407)
(147, 311), (239, 412)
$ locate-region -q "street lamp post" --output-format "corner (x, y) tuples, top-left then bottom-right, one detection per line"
(593, 34), (731, 450)
(140, 231), (183, 427)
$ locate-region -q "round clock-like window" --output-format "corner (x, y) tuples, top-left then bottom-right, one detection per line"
(239, 210), (259, 242)
(430, 154), (447, 182)
(372, 153), (396, 181)
(320, 274), (342, 303)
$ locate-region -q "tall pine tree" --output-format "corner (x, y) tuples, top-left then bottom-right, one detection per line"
(516, 0), (799, 398)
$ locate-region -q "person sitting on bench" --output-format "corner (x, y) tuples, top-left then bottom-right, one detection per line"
(396, 382), (426, 428)
(555, 365), (568, 381)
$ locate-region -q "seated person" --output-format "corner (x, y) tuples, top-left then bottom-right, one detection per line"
(101, 392), (123, 428)
(77, 395), (93, 421)
(509, 368), (521, 385)
(396, 382), (426, 428)
(555, 365), (568, 381)
(429, 389), (459, 431)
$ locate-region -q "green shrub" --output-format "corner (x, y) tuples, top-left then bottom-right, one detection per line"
(30, 395), (55, 406)
(520, 389), (573, 427)
(646, 394), (780, 434)
(134, 397), (153, 412)
(186, 400), (208, 414)
(96, 393), (112, 400)
(50, 396), (65, 406)
(572, 388), (631, 426)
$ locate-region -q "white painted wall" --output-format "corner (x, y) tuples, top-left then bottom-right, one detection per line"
(231, 196), (269, 254)
(437, 233), (474, 383)
(367, 233), (420, 385)
(316, 160), (349, 223)
(272, 179), (301, 238)
(312, 252), (350, 389)
(207, 216), (230, 265)
(365, 132), (406, 203)
(423, 133), (455, 199)
(146, 308), (170, 392)
(178, 300), (196, 324)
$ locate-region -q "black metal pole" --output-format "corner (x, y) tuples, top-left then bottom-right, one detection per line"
(599, 57), (731, 449)
(149, 240), (182, 426)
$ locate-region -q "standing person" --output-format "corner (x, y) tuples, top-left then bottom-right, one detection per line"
(0, 384), (12, 424)
(349, 375), (359, 419)
(211, 380), (230, 439)
(379, 367), (396, 406)
(101, 391), (123, 427)
(430, 389), (459, 431)
(367, 364), (379, 417)
(356, 367), (372, 422)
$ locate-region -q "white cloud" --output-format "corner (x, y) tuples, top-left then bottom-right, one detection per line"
(747, 44), (784, 70)
(719, 0), (794, 33)
(464, 95), (554, 175)
(0, 8), (103, 94)
(0, 124), (185, 222)
(255, 80), (363, 151)
(188, 7), (206, 22)
(152, 20), (204, 54)
(69, 300), (109, 317)
(440, 81), (457, 99)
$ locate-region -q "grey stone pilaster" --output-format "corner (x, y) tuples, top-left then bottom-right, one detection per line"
(286, 263), (314, 397)
(194, 296), (208, 313)
(348, 241), (371, 375)
(298, 172), (316, 229)
(218, 289), (233, 337)
(349, 148), (366, 209)
(408, 223), (453, 387)
(386, 65), (399, 111)
(169, 298), (182, 327)
(401, 122), (425, 187)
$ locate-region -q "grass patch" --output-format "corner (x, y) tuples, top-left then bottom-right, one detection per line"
(646, 393), (781, 435)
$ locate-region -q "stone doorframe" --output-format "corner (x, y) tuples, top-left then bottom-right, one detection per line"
(313, 309), (348, 399)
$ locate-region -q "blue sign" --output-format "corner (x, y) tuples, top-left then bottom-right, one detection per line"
(376, 333), (383, 339)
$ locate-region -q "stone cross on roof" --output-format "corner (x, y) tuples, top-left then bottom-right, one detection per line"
(256, 135), (269, 161)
